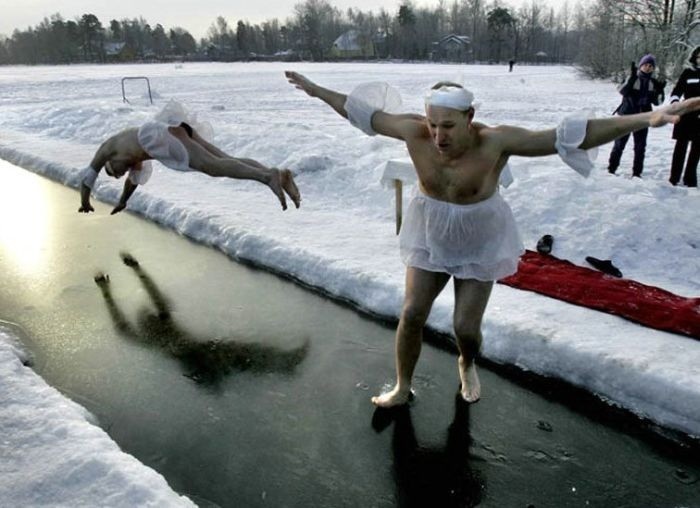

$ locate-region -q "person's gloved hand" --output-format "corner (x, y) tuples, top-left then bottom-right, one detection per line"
(630, 61), (638, 76)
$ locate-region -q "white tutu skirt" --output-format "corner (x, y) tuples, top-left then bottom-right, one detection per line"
(399, 188), (524, 281)
(137, 121), (190, 171)
(136, 100), (215, 172)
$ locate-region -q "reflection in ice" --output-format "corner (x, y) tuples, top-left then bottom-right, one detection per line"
(0, 161), (51, 274)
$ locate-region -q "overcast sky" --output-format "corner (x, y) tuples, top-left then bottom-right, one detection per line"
(0, 0), (575, 40)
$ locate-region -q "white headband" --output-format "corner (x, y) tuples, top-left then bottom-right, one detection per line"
(425, 86), (474, 111)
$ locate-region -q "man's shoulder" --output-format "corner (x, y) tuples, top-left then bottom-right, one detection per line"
(399, 114), (430, 138)
(472, 123), (514, 153)
(477, 123), (511, 140)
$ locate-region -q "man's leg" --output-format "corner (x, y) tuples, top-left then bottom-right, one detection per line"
(669, 139), (689, 185)
(608, 134), (630, 174)
(632, 128), (649, 177)
(372, 267), (450, 407)
(682, 140), (699, 187)
(186, 129), (277, 173)
(187, 128), (301, 207)
(453, 278), (494, 403)
(169, 126), (300, 209)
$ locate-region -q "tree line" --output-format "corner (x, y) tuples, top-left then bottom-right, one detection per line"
(0, 0), (697, 80)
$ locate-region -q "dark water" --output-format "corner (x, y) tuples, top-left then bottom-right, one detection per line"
(0, 161), (698, 508)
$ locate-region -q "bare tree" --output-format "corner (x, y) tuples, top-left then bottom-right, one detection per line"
(487, 6), (515, 62)
(599, 0), (699, 77)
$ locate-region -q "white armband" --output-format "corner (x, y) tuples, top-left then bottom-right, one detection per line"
(128, 161), (153, 185)
(555, 114), (598, 178)
(81, 167), (99, 189)
(344, 82), (402, 136)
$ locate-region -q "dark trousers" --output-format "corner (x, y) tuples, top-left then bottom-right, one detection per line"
(608, 128), (649, 176)
(669, 138), (699, 187)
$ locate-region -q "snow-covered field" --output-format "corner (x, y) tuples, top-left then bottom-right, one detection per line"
(0, 61), (698, 503)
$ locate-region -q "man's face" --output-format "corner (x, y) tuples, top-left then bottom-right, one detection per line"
(426, 105), (470, 156)
(640, 62), (655, 74)
(105, 160), (128, 178)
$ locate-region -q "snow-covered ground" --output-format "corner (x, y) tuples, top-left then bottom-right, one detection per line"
(0, 322), (195, 506)
(0, 62), (698, 503)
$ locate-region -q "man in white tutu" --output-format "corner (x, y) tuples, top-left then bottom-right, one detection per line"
(286, 70), (700, 408)
(78, 106), (301, 215)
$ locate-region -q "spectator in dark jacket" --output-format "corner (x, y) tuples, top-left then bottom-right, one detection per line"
(668, 46), (700, 187)
(608, 54), (666, 177)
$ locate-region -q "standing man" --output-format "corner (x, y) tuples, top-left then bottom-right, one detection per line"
(607, 54), (666, 177)
(285, 70), (700, 407)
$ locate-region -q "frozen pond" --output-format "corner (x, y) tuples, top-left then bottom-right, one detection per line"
(1, 162), (698, 507)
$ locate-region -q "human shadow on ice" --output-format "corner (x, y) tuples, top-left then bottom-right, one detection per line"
(94, 252), (309, 386)
(372, 395), (485, 507)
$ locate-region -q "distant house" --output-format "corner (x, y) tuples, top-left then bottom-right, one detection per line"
(104, 42), (132, 61)
(329, 30), (375, 59)
(204, 43), (223, 60)
(431, 34), (472, 62)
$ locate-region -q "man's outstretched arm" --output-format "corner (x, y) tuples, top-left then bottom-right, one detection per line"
(285, 71), (422, 141)
(580, 97), (700, 149)
(285, 71), (349, 119)
(501, 97), (700, 158)
(111, 178), (138, 215)
(79, 141), (110, 213)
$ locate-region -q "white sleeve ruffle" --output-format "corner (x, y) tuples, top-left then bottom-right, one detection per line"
(344, 82), (402, 136)
(81, 167), (99, 189)
(128, 161), (153, 185)
(555, 114), (597, 177)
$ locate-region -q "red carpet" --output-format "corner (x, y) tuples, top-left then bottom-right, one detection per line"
(499, 250), (700, 339)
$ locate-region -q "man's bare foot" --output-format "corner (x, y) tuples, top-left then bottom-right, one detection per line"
(280, 169), (301, 208)
(458, 356), (481, 403)
(371, 385), (412, 408)
(268, 170), (288, 210)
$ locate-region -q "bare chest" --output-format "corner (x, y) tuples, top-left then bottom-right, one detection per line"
(408, 147), (503, 204)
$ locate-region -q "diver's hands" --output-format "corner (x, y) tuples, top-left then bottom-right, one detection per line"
(110, 202), (126, 215)
(79, 183), (94, 213)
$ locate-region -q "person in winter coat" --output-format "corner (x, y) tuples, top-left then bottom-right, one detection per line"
(608, 54), (666, 177)
(668, 46), (700, 187)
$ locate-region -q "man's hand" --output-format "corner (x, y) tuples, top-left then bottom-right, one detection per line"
(650, 97), (700, 127)
(630, 61), (637, 76)
(110, 202), (126, 215)
(285, 71), (317, 97)
(79, 183), (94, 213)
